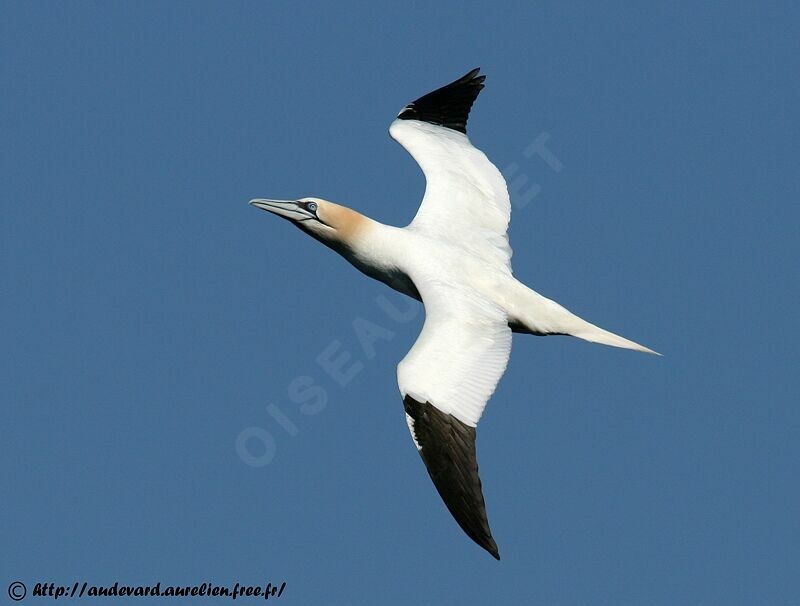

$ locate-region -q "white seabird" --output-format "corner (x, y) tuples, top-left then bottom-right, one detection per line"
(250, 68), (657, 559)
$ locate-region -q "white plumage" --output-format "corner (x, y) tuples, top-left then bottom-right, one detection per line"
(250, 68), (657, 559)
(390, 119), (513, 272)
(396, 275), (512, 427)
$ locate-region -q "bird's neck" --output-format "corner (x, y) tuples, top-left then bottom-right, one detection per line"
(299, 205), (413, 291)
(331, 217), (421, 299)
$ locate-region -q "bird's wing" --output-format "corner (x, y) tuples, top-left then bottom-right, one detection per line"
(389, 68), (513, 271)
(397, 272), (512, 559)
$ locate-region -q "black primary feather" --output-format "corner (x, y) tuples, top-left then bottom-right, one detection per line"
(403, 395), (500, 559)
(397, 68), (486, 134)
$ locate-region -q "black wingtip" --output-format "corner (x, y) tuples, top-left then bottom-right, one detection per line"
(484, 535), (501, 560)
(397, 68), (486, 134)
(476, 524), (500, 560)
(403, 395), (501, 560)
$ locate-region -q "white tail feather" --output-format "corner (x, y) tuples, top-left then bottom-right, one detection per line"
(567, 319), (660, 355)
(509, 281), (660, 355)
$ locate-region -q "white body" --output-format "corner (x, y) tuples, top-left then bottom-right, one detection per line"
(346, 219), (610, 337)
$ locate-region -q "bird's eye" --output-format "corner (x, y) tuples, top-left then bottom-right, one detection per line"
(307, 202), (318, 212)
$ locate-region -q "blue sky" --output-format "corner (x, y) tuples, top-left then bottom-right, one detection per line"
(2, 1), (799, 604)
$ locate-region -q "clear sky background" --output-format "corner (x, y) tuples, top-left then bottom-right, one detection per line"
(2, 2), (799, 604)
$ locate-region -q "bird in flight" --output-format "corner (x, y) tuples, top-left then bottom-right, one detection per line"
(250, 68), (657, 560)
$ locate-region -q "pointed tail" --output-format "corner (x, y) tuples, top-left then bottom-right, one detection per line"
(566, 317), (661, 355)
(511, 283), (660, 355)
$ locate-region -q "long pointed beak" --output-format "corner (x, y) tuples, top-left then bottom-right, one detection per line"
(249, 199), (312, 222)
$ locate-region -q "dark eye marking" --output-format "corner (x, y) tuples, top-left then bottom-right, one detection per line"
(306, 201), (318, 212)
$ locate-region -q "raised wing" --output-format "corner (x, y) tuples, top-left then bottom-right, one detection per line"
(390, 68), (512, 271)
(397, 274), (512, 559)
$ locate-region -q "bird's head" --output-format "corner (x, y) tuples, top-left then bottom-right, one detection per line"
(249, 197), (369, 251)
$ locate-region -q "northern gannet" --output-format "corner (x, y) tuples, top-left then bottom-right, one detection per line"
(250, 68), (657, 560)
